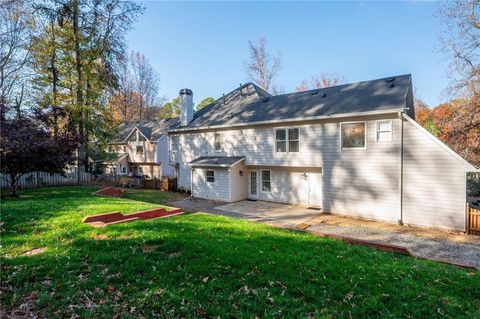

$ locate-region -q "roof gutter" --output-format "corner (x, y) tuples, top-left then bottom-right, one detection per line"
(168, 109), (404, 133)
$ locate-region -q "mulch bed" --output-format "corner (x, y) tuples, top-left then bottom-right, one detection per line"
(92, 187), (127, 198)
(83, 207), (183, 228)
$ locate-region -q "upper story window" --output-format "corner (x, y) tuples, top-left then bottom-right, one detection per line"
(136, 145), (144, 155)
(341, 122), (366, 149)
(206, 170), (215, 182)
(377, 120), (392, 142)
(171, 136), (179, 153)
(123, 145), (127, 152)
(276, 128), (299, 153)
(214, 133), (221, 151)
(122, 166), (127, 174)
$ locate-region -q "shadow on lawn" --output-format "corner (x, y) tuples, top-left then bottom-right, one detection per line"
(3, 213), (480, 318)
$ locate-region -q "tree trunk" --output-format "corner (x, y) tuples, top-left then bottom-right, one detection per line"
(10, 174), (18, 197)
(50, 17), (59, 138)
(73, 0), (85, 185)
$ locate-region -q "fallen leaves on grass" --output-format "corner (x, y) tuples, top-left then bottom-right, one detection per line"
(22, 247), (46, 256)
(142, 245), (159, 253)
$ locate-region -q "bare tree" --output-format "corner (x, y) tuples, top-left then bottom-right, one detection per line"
(439, 0), (480, 94)
(130, 51), (160, 120)
(295, 72), (345, 92)
(244, 36), (282, 92)
(0, 0), (33, 118)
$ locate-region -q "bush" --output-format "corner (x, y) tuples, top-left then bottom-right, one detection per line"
(467, 173), (480, 197)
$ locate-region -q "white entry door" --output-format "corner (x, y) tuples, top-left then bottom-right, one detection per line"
(248, 171), (259, 199)
(308, 173), (322, 207)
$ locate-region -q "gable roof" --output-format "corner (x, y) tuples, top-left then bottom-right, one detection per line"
(114, 118), (179, 143)
(171, 74), (412, 131)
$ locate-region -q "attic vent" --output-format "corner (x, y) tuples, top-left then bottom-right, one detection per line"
(311, 90), (318, 95)
(385, 77), (395, 82)
(262, 97), (270, 102)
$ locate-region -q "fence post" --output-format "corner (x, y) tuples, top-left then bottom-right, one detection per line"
(466, 203), (469, 234)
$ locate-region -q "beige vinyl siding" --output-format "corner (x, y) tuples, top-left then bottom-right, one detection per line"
(192, 168), (230, 201)
(230, 162), (248, 202)
(174, 114), (401, 222)
(402, 118), (470, 231)
(256, 169), (309, 205)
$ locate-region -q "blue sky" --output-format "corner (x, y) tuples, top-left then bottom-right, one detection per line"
(127, 1), (451, 107)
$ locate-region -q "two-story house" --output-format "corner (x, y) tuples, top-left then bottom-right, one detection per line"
(106, 118), (178, 178)
(168, 75), (478, 231)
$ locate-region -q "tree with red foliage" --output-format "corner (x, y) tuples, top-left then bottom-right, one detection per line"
(0, 116), (77, 196)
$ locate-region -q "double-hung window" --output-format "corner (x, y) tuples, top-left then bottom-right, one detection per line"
(276, 128), (299, 153)
(136, 145), (144, 155)
(341, 122), (366, 149)
(214, 133), (221, 151)
(206, 170), (215, 183)
(261, 170), (271, 192)
(377, 120), (392, 142)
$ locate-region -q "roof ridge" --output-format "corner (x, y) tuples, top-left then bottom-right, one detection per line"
(272, 74), (412, 98)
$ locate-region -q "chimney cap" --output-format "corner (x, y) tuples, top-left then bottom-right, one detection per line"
(179, 88), (193, 95)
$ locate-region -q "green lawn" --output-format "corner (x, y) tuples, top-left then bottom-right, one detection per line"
(1, 187), (479, 318)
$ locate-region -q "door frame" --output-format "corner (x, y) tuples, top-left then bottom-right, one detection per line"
(248, 170), (259, 200)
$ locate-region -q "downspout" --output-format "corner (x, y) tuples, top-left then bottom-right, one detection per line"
(399, 111), (404, 225)
(190, 167), (194, 197)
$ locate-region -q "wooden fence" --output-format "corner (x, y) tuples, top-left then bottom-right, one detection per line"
(466, 203), (480, 235)
(0, 169), (93, 190)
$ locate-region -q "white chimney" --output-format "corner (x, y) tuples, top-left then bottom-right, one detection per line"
(179, 88), (193, 126)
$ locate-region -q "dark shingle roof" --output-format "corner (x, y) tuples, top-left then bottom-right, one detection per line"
(178, 74), (412, 129)
(189, 156), (245, 167)
(181, 82), (271, 129)
(114, 118), (179, 143)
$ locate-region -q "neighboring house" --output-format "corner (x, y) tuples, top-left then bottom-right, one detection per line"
(168, 76), (478, 231)
(106, 118), (178, 178)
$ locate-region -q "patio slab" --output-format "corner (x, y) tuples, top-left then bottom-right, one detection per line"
(215, 200), (322, 228)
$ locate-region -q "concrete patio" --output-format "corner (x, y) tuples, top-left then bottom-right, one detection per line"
(215, 200), (322, 228)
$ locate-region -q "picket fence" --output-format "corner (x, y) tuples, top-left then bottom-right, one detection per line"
(0, 169), (93, 190)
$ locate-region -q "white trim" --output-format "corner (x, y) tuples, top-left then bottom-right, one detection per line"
(168, 109), (404, 133)
(376, 119), (393, 142)
(261, 169), (271, 193)
(340, 121), (367, 150)
(124, 127), (150, 143)
(402, 114), (478, 171)
(189, 158), (245, 168)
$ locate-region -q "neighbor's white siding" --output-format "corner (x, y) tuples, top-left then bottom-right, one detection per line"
(192, 167), (230, 201)
(156, 135), (174, 177)
(173, 114), (401, 222)
(230, 162), (248, 202)
(402, 118), (471, 231)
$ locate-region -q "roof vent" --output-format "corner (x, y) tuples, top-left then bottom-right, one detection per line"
(390, 83), (395, 88)
(385, 77), (395, 82)
(262, 97), (270, 102)
(322, 92), (327, 98)
(311, 90), (318, 95)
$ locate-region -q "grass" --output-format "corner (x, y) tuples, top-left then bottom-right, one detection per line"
(1, 186), (479, 318)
